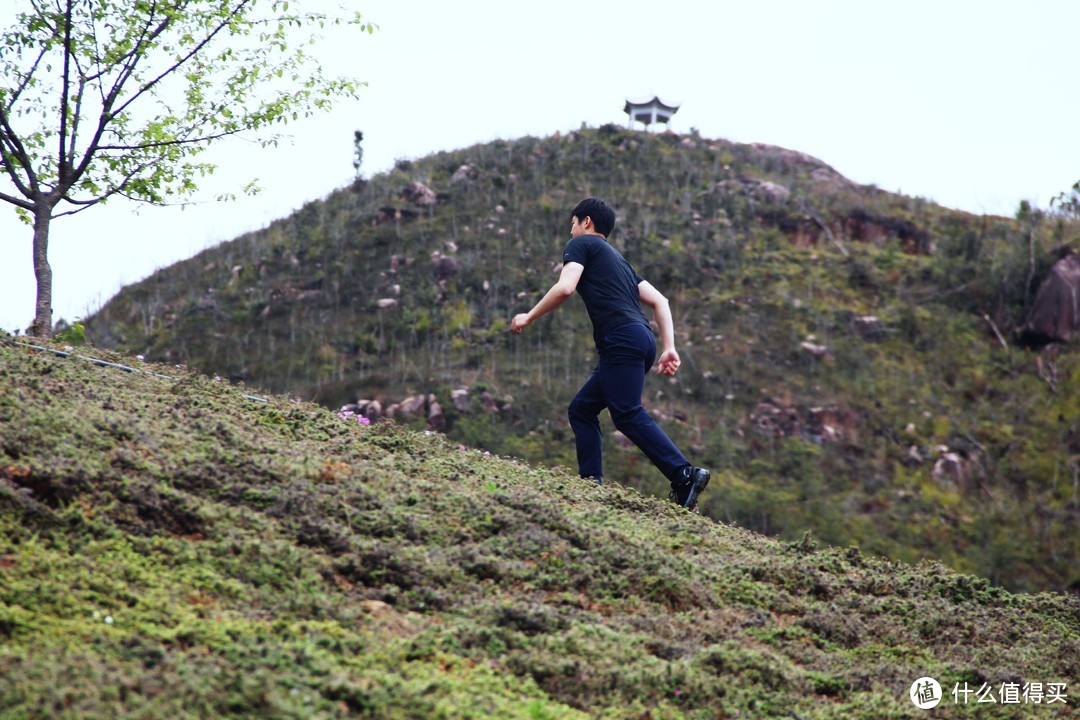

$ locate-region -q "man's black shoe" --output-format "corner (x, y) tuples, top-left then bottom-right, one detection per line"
(669, 466), (710, 509)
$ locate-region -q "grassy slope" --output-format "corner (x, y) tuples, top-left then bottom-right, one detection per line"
(1, 338), (1077, 719)
(85, 126), (1080, 594)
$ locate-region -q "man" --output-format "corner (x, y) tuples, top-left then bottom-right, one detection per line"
(511, 197), (710, 509)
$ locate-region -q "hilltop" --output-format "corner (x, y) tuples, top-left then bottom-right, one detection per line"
(84, 125), (1080, 593)
(1, 337), (1077, 718)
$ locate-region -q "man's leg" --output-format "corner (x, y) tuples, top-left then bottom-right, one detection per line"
(601, 359), (689, 481)
(602, 355), (710, 508)
(568, 368), (606, 480)
(596, 323), (690, 481)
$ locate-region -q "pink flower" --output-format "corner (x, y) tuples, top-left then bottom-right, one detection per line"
(337, 410), (370, 426)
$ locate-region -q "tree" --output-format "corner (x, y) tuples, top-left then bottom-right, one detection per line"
(1050, 181), (1080, 221)
(352, 129), (363, 178)
(0, 0), (374, 337)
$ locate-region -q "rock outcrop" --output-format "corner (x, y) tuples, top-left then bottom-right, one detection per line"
(349, 387), (510, 431)
(1020, 248), (1080, 348)
(401, 181), (437, 207)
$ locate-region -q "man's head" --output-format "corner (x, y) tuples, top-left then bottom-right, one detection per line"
(570, 197), (615, 238)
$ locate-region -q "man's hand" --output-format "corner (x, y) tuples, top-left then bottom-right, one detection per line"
(511, 313), (531, 334)
(656, 348), (681, 376)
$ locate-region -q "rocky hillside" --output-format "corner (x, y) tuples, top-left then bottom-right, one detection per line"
(85, 125), (1080, 594)
(1, 337), (1078, 718)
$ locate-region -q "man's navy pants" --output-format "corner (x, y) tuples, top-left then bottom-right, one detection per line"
(568, 321), (689, 482)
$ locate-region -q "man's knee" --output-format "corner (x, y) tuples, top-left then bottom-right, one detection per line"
(610, 405), (648, 433)
(568, 397), (590, 422)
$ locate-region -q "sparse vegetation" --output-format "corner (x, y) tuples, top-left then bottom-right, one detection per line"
(85, 126), (1080, 594)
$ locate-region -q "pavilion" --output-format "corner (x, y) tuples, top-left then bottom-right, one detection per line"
(623, 96), (681, 130)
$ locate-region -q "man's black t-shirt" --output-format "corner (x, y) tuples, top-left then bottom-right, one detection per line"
(563, 233), (648, 346)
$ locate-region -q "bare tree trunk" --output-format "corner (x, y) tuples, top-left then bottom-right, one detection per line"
(1025, 229), (1037, 309)
(30, 204), (54, 338)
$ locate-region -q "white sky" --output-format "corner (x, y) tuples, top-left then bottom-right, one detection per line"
(3, 0), (1079, 333)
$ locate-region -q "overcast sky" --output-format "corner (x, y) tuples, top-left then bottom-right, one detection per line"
(3, 0), (1079, 334)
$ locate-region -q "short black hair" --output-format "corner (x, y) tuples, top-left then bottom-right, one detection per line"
(571, 197), (616, 237)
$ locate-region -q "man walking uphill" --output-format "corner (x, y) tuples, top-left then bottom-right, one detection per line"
(511, 198), (710, 509)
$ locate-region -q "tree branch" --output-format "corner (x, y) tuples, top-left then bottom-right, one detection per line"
(105, 0), (166, 96)
(0, 107), (38, 198)
(51, 201), (104, 218)
(84, 0), (188, 90)
(58, 0), (75, 187)
(982, 313), (1009, 350)
(88, 0), (110, 100)
(71, 0), (228, 186)
(111, 0), (254, 120)
(95, 126), (242, 152)
(51, 161), (154, 217)
(0, 189), (34, 211)
(5, 47), (48, 112)
(58, 2), (174, 190)
(66, 76), (87, 169)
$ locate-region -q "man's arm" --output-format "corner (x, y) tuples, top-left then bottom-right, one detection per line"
(511, 262), (584, 333)
(639, 280), (681, 375)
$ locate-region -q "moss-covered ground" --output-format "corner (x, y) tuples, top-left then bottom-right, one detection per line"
(1, 338), (1076, 718)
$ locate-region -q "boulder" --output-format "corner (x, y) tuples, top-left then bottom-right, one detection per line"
(800, 340), (830, 358)
(347, 399), (383, 420)
(398, 394), (426, 417)
(932, 452), (972, 494)
(810, 166), (856, 191)
(853, 315), (885, 341)
(842, 208), (930, 254)
(751, 401), (800, 438)
(751, 400), (855, 444)
(1020, 248), (1080, 348)
(373, 206), (419, 225)
(807, 406), (844, 443)
(716, 178), (791, 203)
(401, 181), (437, 206)
(757, 181), (791, 202)
(450, 164), (476, 184)
(428, 398), (445, 430)
(363, 400), (383, 420)
(479, 391), (499, 414)
(451, 388), (471, 412)
(748, 143), (832, 173)
(431, 251), (460, 281)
